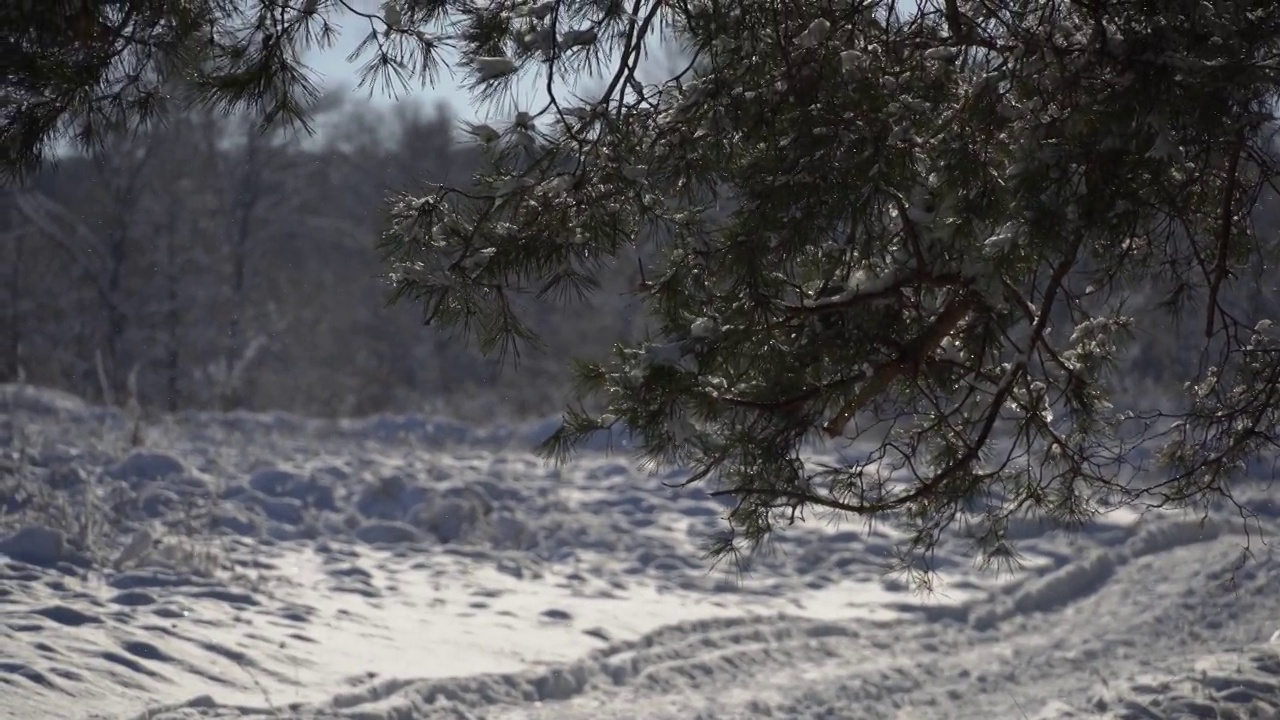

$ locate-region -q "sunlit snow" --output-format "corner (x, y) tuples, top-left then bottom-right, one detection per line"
(2, 384), (1279, 720)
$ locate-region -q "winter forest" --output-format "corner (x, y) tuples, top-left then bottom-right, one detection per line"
(2, 94), (649, 420)
(8, 96), (1280, 425)
(9, 0), (1280, 717)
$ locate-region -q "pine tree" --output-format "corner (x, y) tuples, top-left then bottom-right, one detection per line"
(379, 0), (1280, 579)
(7, 0), (1280, 581)
(3, 0), (430, 178)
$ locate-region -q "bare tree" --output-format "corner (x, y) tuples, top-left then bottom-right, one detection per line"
(1, 194), (29, 382)
(204, 112), (307, 409)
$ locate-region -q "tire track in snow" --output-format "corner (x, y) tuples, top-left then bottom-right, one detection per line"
(135, 510), (1279, 720)
(135, 613), (959, 719)
(485, 521), (1280, 720)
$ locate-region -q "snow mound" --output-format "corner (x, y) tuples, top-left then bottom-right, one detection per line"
(1040, 645), (1280, 719)
(0, 525), (69, 567)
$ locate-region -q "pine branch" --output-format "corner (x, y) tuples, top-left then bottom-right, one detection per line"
(822, 290), (976, 438)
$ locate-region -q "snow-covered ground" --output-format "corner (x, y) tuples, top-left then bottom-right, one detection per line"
(2, 383), (1280, 720)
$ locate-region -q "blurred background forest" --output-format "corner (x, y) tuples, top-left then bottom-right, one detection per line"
(1, 95), (650, 420)
(5, 90), (1280, 423)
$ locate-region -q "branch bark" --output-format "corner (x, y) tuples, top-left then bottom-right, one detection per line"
(1206, 133), (1245, 339)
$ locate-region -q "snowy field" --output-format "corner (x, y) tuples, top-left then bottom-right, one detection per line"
(3, 383), (1280, 720)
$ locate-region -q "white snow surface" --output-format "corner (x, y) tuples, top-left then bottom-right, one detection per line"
(3, 383), (1280, 720)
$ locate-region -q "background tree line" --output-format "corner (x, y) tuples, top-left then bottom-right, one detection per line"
(1, 94), (648, 420)
(4, 91), (1279, 425)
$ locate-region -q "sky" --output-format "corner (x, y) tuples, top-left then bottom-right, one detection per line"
(304, 17), (582, 123)
(304, 25), (483, 120)
(302, 4), (678, 124)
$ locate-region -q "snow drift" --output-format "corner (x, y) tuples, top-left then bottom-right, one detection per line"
(2, 383), (1279, 720)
